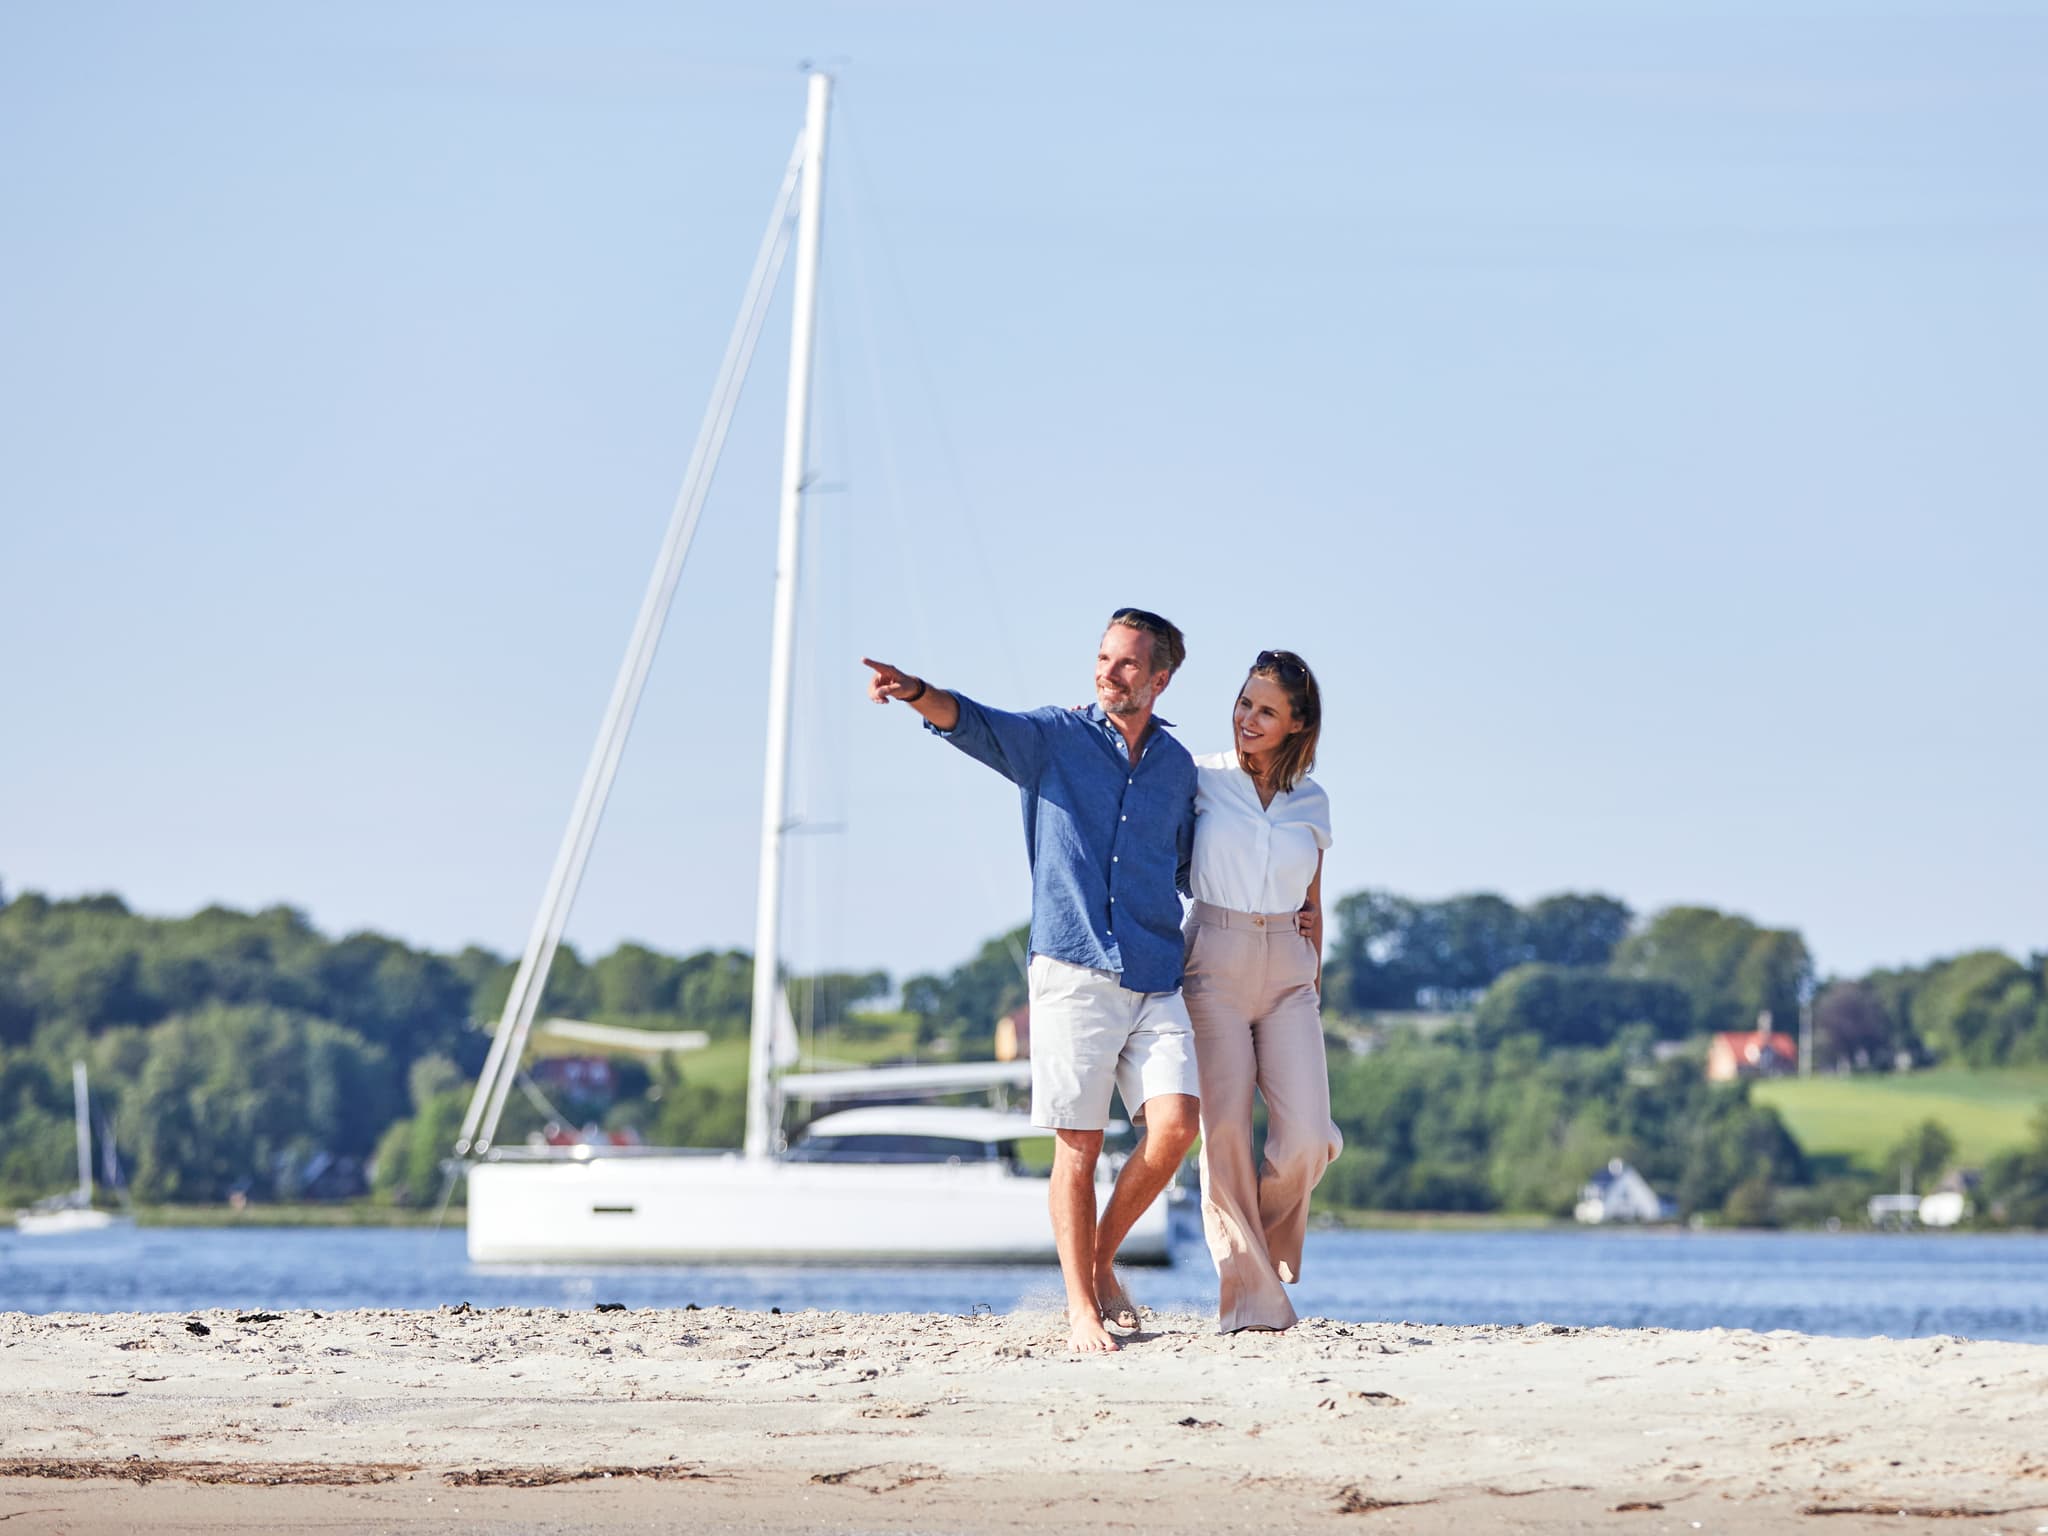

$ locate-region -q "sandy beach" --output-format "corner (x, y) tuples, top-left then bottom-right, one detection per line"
(3, 1304), (2045, 1533)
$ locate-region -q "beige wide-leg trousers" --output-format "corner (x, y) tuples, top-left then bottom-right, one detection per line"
(1183, 901), (1344, 1333)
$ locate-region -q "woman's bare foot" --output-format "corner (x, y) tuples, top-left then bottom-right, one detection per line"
(1067, 1307), (1120, 1354)
(1095, 1267), (1141, 1333)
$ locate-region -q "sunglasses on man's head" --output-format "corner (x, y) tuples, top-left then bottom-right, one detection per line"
(1110, 607), (1174, 635)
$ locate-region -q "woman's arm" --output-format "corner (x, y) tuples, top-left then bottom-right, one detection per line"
(1300, 852), (1324, 997)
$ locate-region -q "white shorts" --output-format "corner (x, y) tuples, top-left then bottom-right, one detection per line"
(1026, 954), (1200, 1131)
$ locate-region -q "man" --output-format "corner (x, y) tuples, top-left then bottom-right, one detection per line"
(862, 608), (1200, 1355)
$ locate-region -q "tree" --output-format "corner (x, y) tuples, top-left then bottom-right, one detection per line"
(0, 952), (34, 1046)
(1880, 1119), (1956, 1194)
(1472, 965), (1691, 1050)
(901, 925), (1029, 1049)
(1983, 1107), (2048, 1227)
(371, 1088), (471, 1207)
(1721, 1174), (1779, 1228)
(311, 931), (475, 1066)
(673, 950), (754, 1038)
(1325, 890), (1427, 1010)
(787, 971), (892, 1036)
(1524, 893), (1634, 968)
(1317, 1028), (1806, 1218)
(1811, 981), (1896, 1070)
(1324, 1034), (1496, 1210)
(113, 1006), (396, 1203)
(1327, 889), (1635, 1015)
(0, 1053), (73, 1202)
(646, 1059), (745, 1149)
(407, 1054), (465, 1111)
(1484, 1056), (1621, 1215)
(1611, 906), (1812, 1037)
(1668, 1086), (1806, 1217)
(1424, 895), (1530, 993)
(591, 943), (684, 1017)
(1907, 952), (2042, 1067)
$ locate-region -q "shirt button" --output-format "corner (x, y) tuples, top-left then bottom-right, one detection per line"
(1112, 855), (1119, 863)
(1109, 896), (1116, 903)
(1120, 815), (1127, 822)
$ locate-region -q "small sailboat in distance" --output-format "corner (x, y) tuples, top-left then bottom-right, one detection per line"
(14, 1062), (133, 1237)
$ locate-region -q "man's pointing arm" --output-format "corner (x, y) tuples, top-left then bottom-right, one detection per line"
(861, 656), (1050, 785)
(861, 656), (960, 731)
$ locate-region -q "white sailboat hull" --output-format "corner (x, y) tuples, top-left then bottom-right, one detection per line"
(14, 1208), (132, 1238)
(467, 1155), (1172, 1266)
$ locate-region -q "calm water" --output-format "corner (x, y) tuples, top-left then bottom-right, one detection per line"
(4, 1226), (2045, 1343)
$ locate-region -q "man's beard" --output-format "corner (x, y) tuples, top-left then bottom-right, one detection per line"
(1100, 681), (1157, 717)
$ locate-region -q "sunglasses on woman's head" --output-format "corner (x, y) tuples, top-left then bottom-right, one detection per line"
(1254, 649), (1308, 680)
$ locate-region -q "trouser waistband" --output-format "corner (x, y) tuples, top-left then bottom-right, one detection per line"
(1190, 900), (1300, 932)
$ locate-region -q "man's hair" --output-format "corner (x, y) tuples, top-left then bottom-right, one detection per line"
(1107, 607), (1187, 677)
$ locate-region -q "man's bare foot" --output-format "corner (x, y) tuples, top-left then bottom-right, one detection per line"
(1067, 1307), (1120, 1354)
(1095, 1267), (1141, 1333)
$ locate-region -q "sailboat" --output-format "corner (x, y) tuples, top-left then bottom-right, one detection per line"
(14, 1062), (133, 1237)
(454, 73), (1174, 1266)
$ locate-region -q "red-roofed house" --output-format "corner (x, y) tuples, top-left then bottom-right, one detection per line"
(1706, 1024), (1798, 1082)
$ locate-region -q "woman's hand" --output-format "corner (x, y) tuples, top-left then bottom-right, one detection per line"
(1300, 854), (1325, 997)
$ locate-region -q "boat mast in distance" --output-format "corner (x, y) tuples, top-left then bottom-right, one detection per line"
(747, 70), (833, 1161)
(451, 92), (810, 1160)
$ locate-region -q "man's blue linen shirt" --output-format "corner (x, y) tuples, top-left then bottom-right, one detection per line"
(928, 695), (1197, 995)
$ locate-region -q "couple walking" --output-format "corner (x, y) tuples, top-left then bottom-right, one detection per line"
(863, 607), (1342, 1353)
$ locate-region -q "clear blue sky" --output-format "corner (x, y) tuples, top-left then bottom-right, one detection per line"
(4, 2), (2042, 988)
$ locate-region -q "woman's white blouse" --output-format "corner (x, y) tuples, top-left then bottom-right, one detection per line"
(1188, 750), (1333, 914)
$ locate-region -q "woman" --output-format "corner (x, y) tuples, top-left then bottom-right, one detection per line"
(1183, 649), (1342, 1333)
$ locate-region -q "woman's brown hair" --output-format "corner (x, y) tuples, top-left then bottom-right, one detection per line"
(1241, 649), (1321, 793)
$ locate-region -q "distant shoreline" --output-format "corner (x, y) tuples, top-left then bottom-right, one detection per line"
(123, 1204), (450, 1229)
(11, 1203), (2030, 1234)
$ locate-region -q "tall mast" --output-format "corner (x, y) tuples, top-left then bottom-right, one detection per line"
(455, 119), (809, 1158)
(745, 71), (832, 1160)
(72, 1061), (92, 1205)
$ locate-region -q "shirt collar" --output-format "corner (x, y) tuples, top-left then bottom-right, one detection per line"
(1083, 702), (1175, 731)
(1084, 701), (1174, 761)
(1225, 749), (1290, 801)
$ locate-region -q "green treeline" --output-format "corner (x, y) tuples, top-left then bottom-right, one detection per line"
(2, 880), (2045, 1224)
(0, 888), (876, 1207)
(1325, 891), (2048, 1069)
(1321, 1032), (1805, 1220)
(0, 894), (482, 1204)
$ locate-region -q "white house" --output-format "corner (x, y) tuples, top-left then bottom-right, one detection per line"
(1574, 1159), (1675, 1224)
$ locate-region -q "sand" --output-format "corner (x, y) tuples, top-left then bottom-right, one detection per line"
(2, 1304), (2045, 1533)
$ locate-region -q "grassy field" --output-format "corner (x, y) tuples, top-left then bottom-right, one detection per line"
(531, 1013), (934, 1094)
(1753, 1066), (2048, 1172)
